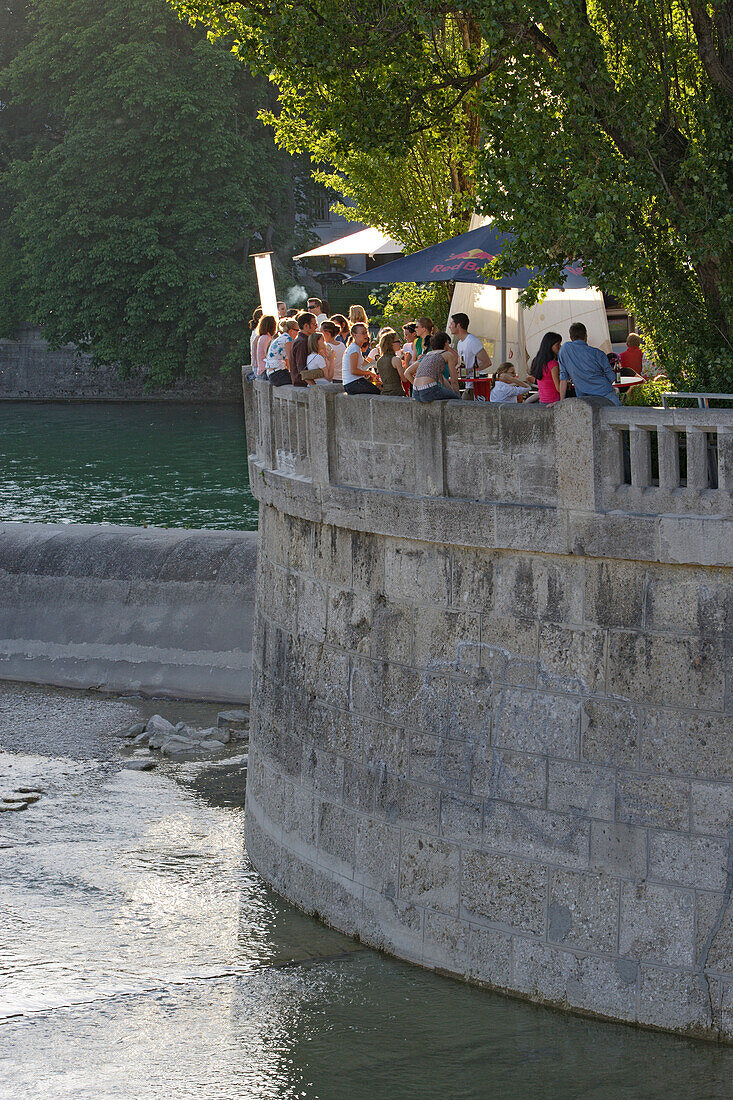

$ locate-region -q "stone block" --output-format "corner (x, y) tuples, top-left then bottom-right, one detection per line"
(399, 831), (460, 915)
(492, 555), (539, 620)
(351, 529), (385, 593)
(691, 780), (733, 836)
(648, 831), (728, 891)
(461, 850), (547, 935)
(580, 698), (640, 769)
(354, 817), (399, 893)
(412, 607), (481, 670)
(440, 792), (483, 841)
(327, 874), (364, 939)
(482, 801), (590, 871)
(638, 966), (714, 1034)
(566, 955), (639, 1021)
(381, 663), (424, 728)
(494, 502), (568, 555)
(375, 772), (440, 832)
(280, 781), (318, 849)
(369, 595), (414, 663)
(285, 515), (314, 574)
(547, 760), (615, 822)
(385, 540), (451, 607)
(333, 396), (372, 441)
(492, 687), (581, 760)
(696, 892), (733, 975)
(297, 575), (328, 643)
(327, 588), (374, 654)
(349, 655), (385, 717)
(450, 546), (495, 613)
(467, 926), (513, 988)
(301, 745), (344, 799)
(583, 559), (646, 630)
(616, 774), (690, 829)
(342, 761), (378, 812)
(548, 869), (619, 953)
(644, 570), (726, 635)
(569, 512), (658, 563)
(423, 911), (470, 973)
(590, 821), (647, 879)
(360, 888), (423, 959)
(443, 673), (493, 741)
(360, 718), (409, 776)
(538, 622), (607, 695)
(511, 939), (577, 1004)
(471, 747), (547, 808)
(311, 523), (352, 586)
(606, 631), (725, 710)
(317, 801), (356, 872)
(641, 709), (733, 780)
(480, 615), (540, 667)
(619, 882), (695, 967)
(409, 732), (472, 791)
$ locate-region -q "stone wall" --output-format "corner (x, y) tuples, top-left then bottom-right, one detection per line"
(243, 379), (733, 1041)
(0, 327), (242, 401)
(0, 522), (256, 701)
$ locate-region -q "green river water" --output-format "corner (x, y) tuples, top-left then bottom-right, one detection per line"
(0, 402), (257, 530)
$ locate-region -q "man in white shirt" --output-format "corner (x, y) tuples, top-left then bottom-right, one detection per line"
(449, 312), (492, 400)
(307, 297), (328, 328)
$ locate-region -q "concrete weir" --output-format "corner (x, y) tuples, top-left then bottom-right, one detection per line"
(0, 522), (256, 702)
(243, 378), (733, 1041)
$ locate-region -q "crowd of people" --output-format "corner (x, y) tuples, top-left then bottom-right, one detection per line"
(248, 299), (640, 408)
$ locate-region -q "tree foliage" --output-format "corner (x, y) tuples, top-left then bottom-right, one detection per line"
(0, 0), (309, 384)
(174, 0), (733, 390)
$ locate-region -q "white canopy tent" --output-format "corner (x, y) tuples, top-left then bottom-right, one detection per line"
(294, 227), (404, 260)
(448, 216), (611, 365)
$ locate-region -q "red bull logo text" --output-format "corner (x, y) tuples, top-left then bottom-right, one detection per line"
(430, 248), (496, 276)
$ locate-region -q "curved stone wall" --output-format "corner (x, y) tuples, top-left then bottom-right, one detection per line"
(243, 380), (733, 1040)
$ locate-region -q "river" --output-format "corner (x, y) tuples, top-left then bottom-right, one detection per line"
(0, 402), (256, 530)
(0, 683), (731, 1099)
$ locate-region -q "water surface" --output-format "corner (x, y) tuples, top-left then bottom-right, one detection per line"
(0, 683), (731, 1099)
(0, 402), (256, 530)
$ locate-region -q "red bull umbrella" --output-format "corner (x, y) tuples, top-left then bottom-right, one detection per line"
(345, 224), (587, 289)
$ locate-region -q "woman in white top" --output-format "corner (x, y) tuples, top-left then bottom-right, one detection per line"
(249, 307), (262, 367)
(255, 315), (276, 376)
(303, 332), (335, 384)
(321, 321), (345, 382)
(489, 362), (538, 403)
(342, 323), (381, 395)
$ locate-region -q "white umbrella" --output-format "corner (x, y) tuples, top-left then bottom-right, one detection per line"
(294, 227), (403, 260)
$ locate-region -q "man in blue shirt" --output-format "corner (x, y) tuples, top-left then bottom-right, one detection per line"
(558, 322), (621, 405)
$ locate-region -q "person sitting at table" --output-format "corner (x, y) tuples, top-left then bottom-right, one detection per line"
(558, 322), (621, 406)
(342, 323), (381, 394)
(619, 332), (643, 375)
(375, 330), (407, 396)
(301, 331), (335, 384)
(530, 331), (563, 404)
(490, 363), (537, 403)
(408, 332), (460, 402)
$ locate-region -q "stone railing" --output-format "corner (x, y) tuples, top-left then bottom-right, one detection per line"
(242, 378), (733, 1042)
(246, 381), (733, 567)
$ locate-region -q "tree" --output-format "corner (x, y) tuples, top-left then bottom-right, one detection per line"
(0, 0), (310, 383)
(174, 0), (733, 389)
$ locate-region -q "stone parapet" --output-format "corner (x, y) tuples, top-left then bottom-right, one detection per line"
(243, 379), (733, 1040)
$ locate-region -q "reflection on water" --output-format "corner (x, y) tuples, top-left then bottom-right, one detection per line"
(0, 687), (731, 1099)
(0, 402), (256, 530)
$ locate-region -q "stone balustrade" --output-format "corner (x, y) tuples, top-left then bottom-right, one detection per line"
(242, 379), (733, 1041)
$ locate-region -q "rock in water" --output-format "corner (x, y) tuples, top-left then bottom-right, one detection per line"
(194, 726), (229, 744)
(160, 736), (197, 757)
(217, 709), (249, 731)
(119, 722), (146, 740)
(123, 759), (157, 771)
(197, 739), (227, 753)
(131, 731), (150, 747)
(145, 715), (176, 735)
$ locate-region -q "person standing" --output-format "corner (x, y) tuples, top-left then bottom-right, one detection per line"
(254, 315), (277, 376)
(449, 312), (492, 400)
(265, 319), (298, 386)
(277, 301), (287, 319)
(249, 307), (262, 366)
(558, 323), (621, 405)
(307, 297), (328, 328)
(331, 314), (351, 345)
(530, 331), (563, 404)
(342, 323), (381, 394)
(290, 312), (317, 386)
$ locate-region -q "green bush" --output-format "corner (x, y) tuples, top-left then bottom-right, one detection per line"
(623, 375), (674, 406)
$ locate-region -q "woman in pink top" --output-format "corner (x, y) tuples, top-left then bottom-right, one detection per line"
(255, 315), (277, 376)
(530, 331), (563, 404)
